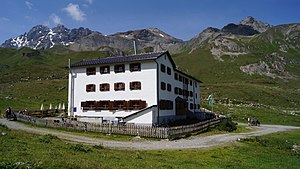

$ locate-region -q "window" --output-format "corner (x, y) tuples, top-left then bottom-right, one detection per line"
(196, 93), (197, 98)
(128, 100), (147, 110)
(198, 104), (200, 109)
(167, 67), (171, 75)
(159, 100), (173, 110)
(190, 103), (194, 109)
(81, 101), (97, 110)
(179, 75), (182, 82)
(114, 82), (125, 91)
(189, 91), (193, 97)
(174, 73), (178, 80)
(178, 88), (183, 95)
(100, 66), (110, 74)
(130, 63), (141, 72)
(174, 87), (179, 94)
(86, 67), (96, 75)
(114, 100), (127, 110)
(183, 90), (189, 97)
(114, 64), (125, 73)
(167, 83), (171, 92)
(161, 82), (166, 90)
(190, 80), (192, 86)
(195, 82), (197, 87)
(161, 64), (165, 73)
(100, 83), (110, 91)
(99, 100), (110, 110)
(86, 84), (95, 92)
(130, 81), (141, 90)
(184, 78), (189, 85)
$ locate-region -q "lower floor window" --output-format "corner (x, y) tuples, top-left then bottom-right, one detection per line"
(159, 100), (173, 110)
(81, 100), (147, 111)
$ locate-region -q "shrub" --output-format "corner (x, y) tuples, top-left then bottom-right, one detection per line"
(93, 144), (105, 149)
(215, 119), (237, 132)
(38, 134), (59, 143)
(70, 144), (92, 153)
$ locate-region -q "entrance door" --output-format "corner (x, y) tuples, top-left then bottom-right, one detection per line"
(176, 99), (187, 115)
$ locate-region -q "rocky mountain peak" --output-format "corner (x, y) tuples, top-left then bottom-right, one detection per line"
(221, 23), (259, 36)
(240, 16), (272, 33)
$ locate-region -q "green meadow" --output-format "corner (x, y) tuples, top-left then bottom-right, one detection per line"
(0, 124), (299, 169)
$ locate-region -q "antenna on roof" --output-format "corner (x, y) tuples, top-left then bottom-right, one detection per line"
(133, 40), (137, 55)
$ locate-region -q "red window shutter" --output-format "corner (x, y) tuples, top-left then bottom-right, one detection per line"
(137, 82), (141, 89)
(130, 82), (133, 90)
(114, 83), (117, 90)
(122, 83), (125, 90)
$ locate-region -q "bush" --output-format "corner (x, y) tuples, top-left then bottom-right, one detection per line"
(70, 144), (92, 153)
(215, 119), (237, 132)
(38, 134), (59, 143)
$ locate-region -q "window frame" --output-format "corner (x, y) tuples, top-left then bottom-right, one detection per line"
(86, 84), (96, 92)
(86, 67), (96, 76)
(161, 64), (166, 73)
(100, 65), (110, 74)
(174, 73), (178, 80)
(159, 100), (173, 110)
(129, 63), (141, 72)
(114, 64), (125, 73)
(161, 82), (166, 90)
(100, 83), (110, 92)
(114, 82), (125, 91)
(167, 83), (171, 92)
(130, 81), (141, 90)
(167, 67), (171, 75)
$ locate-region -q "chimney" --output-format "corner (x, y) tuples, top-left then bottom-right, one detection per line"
(133, 40), (137, 55)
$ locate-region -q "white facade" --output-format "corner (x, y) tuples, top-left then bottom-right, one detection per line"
(68, 51), (201, 125)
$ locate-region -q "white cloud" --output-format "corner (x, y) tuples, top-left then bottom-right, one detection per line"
(25, 1), (33, 10)
(85, 0), (93, 4)
(63, 3), (86, 21)
(50, 14), (63, 25)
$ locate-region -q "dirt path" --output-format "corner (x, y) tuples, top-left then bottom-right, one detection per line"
(1, 118), (299, 150)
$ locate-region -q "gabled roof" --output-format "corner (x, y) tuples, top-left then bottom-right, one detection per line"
(70, 51), (168, 68)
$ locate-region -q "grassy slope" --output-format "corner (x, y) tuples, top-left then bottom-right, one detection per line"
(172, 42), (300, 125)
(0, 46), (108, 112)
(0, 125), (299, 168)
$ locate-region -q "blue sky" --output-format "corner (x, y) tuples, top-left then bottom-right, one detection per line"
(0, 0), (299, 43)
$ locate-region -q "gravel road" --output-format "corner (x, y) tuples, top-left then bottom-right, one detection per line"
(1, 118), (299, 150)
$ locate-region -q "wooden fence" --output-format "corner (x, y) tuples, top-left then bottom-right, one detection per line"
(15, 113), (221, 139)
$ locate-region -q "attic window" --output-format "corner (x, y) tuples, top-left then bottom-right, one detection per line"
(100, 66), (110, 74)
(86, 84), (96, 92)
(114, 64), (125, 73)
(86, 67), (96, 75)
(130, 63), (141, 72)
